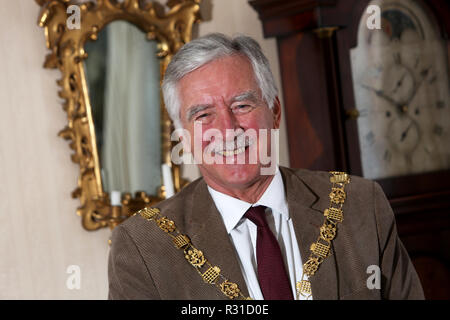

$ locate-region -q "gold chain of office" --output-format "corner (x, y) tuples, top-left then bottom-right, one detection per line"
(136, 207), (251, 299)
(136, 171), (349, 300)
(296, 171), (350, 299)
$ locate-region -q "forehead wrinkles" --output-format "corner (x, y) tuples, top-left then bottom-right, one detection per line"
(185, 89), (261, 122)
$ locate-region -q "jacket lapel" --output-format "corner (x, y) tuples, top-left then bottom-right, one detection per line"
(184, 179), (250, 298)
(280, 167), (339, 299)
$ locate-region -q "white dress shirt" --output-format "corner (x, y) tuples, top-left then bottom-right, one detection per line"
(207, 167), (312, 300)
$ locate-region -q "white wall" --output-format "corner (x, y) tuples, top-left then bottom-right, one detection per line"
(0, 0), (288, 299)
(0, 1), (111, 299)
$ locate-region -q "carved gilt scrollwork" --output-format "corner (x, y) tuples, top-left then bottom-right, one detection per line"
(36, 0), (201, 230)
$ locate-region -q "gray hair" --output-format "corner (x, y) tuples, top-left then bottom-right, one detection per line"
(162, 33), (278, 129)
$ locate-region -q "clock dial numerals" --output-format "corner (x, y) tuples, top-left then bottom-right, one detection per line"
(414, 57), (420, 69)
(428, 72), (437, 84)
(436, 101), (445, 109)
(433, 125), (443, 136)
(384, 149), (392, 163)
(365, 131), (375, 146)
(393, 52), (402, 65)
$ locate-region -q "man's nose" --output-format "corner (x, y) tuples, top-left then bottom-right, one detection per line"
(217, 108), (240, 140)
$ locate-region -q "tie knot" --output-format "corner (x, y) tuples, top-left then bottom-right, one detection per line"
(244, 206), (268, 227)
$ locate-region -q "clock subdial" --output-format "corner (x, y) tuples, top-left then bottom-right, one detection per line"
(387, 64), (415, 109)
(361, 63), (418, 117)
(386, 116), (421, 161)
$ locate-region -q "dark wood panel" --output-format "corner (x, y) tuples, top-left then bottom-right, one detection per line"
(379, 171), (450, 200)
(249, 0), (336, 37)
(411, 255), (450, 300)
(278, 33), (338, 170)
(396, 210), (450, 300)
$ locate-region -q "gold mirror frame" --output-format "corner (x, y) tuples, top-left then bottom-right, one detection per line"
(36, 0), (201, 230)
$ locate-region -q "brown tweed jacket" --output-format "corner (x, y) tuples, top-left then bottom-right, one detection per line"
(108, 167), (424, 300)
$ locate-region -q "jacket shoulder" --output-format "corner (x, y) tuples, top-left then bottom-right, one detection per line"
(114, 176), (203, 245)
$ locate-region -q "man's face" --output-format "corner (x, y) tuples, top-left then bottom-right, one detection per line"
(178, 54), (281, 192)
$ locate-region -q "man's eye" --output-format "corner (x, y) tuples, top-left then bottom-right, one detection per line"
(233, 105), (252, 112)
(195, 113), (210, 121)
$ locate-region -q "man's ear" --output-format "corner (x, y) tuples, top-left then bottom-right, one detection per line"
(272, 96), (281, 129)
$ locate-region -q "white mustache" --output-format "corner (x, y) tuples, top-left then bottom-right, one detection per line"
(205, 133), (255, 156)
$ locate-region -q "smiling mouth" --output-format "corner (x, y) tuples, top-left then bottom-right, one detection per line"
(216, 146), (247, 157)
(215, 140), (253, 157)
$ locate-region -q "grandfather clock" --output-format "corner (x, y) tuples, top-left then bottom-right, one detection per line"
(250, 0), (450, 299)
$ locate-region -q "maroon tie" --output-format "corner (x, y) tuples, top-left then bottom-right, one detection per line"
(244, 206), (294, 300)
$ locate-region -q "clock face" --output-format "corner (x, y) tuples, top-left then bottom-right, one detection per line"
(350, 0), (450, 179)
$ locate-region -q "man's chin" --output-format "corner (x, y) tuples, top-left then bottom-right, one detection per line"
(201, 164), (263, 189)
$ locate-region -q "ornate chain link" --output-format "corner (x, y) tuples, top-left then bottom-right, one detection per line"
(296, 171), (350, 299)
(135, 207), (251, 300)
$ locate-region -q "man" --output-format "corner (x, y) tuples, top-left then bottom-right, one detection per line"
(108, 33), (424, 300)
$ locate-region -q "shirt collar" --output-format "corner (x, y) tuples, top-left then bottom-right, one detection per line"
(207, 167), (289, 234)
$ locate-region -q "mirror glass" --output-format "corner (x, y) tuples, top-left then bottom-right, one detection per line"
(84, 20), (162, 197)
